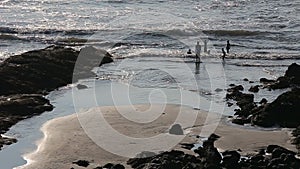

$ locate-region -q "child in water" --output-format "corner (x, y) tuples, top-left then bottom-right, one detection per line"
(226, 40), (230, 54)
(222, 48), (226, 60)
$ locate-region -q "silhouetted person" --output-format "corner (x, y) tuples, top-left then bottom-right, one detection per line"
(187, 49), (192, 54)
(195, 41), (201, 63)
(222, 48), (226, 60)
(226, 40), (230, 53)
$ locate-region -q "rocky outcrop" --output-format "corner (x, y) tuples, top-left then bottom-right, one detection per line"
(249, 85), (260, 93)
(72, 160), (90, 167)
(127, 134), (300, 169)
(292, 126), (300, 152)
(0, 46), (113, 149)
(229, 87), (300, 127)
(227, 63), (300, 128)
(261, 63), (300, 89)
(251, 88), (300, 127)
(0, 45), (112, 95)
(226, 85), (255, 123)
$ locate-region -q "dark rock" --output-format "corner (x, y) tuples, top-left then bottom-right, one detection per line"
(222, 150), (241, 168)
(94, 167), (103, 169)
(180, 143), (194, 150)
(285, 63), (300, 78)
(229, 83), (236, 87)
(72, 160), (90, 167)
(250, 154), (264, 163)
(215, 88), (223, 92)
(0, 46), (112, 95)
(77, 84), (88, 90)
(227, 102), (233, 107)
(0, 94), (54, 148)
(292, 126), (300, 152)
(243, 78), (249, 81)
(251, 88), (300, 127)
(195, 134), (222, 165)
(266, 145), (296, 157)
(266, 63), (300, 89)
(169, 124), (184, 135)
(249, 85), (260, 93)
(112, 164), (125, 169)
(128, 150), (203, 169)
(259, 98), (268, 105)
(0, 46), (113, 149)
(249, 81), (255, 83)
(260, 78), (275, 84)
(103, 163), (114, 168)
(232, 117), (250, 125)
(0, 135), (17, 149)
(227, 85), (244, 92)
(267, 158), (282, 168)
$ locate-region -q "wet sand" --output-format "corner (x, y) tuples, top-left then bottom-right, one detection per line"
(18, 104), (296, 169)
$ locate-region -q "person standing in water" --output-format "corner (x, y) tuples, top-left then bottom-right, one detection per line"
(222, 48), (226, 60)
(187, 49), (192, 54)
(226, 40), (231, 54)
(195, 41), (201, 63)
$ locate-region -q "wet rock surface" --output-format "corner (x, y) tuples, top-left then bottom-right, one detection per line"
(0, 46), (113, 149)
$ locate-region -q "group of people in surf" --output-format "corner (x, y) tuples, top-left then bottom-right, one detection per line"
(186, 40), (231, 61)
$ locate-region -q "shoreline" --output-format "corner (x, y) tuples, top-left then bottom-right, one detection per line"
(18, 104), (297, 169)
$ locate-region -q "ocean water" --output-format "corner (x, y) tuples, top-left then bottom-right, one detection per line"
(0, 0), (300, 59)
(0, 0), (300, 168)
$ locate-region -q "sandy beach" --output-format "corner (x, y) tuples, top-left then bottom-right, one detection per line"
(18, 104), (296, 169)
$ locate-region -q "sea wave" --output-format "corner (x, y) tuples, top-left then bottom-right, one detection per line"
(202, 30), (266, 36)
(0, 27), (96, 36)
(0, 34), (24, 41)
(226, 53), (300, 60)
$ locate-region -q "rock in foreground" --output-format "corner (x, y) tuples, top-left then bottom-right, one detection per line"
(0, 46), (113, 149)
(127, 134), (300, 169)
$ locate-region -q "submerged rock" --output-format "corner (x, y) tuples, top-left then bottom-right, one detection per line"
(77, 84), (88, 90)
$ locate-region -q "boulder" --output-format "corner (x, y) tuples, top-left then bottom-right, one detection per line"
(251, 88), (300, 127)
(169, 124), (184, 135)
(222, 150), (241, 168)
(77, 84), (88, 90)
(265, 63), (300, 89)
(0, 45), (113, 95)
(249, 85), (260, 93)
(72, 160), (90, 167)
